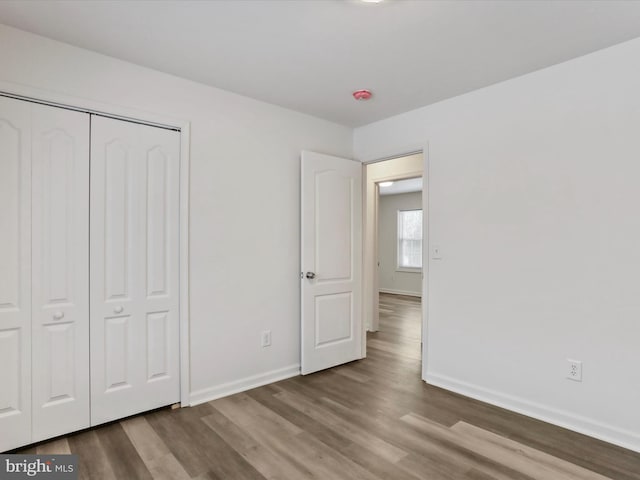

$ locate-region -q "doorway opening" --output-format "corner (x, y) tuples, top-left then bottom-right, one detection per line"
(364, 154), (424, 367)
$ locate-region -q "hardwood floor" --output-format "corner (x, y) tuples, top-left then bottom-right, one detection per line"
(17, 292), (640, 479)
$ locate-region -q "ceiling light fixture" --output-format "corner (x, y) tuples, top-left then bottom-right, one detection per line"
(379, 181), (394, 187)
(353, 89), (372, 101)
(361, 0), (384, 3)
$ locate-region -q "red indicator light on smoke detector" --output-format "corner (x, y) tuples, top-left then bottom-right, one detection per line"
(353, 89), (372, 101)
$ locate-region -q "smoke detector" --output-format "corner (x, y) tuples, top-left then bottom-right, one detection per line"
(352, 89), (373, 101)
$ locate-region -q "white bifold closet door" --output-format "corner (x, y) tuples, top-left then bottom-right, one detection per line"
(90, 116), (180, 426)
(31, 104), (90, 441)
(0, 97), (90, 451)
(0, 97), (32, 452)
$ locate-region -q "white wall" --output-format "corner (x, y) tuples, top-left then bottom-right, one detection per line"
(0, 24), (353, 403)
(355, 37), (640, 452)
(378, 192), (422, 296)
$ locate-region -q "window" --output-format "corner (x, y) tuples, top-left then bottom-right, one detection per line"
(397, 209), (423, 270)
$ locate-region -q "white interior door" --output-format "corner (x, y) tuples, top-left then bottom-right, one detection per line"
(31, 104), (90, 442)
(0, 96), (32, 451)
(90, 115), (180, 426)
(301, 151), (362, 375)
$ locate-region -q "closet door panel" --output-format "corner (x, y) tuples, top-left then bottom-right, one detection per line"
(90, 116), (179, 426)
(31, 104), (90, 442)
(0, 96), (32, 452)
(90, 118), (138, 424)
(104, 140), (135, 301)
(142, 128), (180, 387)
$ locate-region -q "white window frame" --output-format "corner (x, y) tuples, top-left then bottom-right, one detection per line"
(396, 208), (423, 273)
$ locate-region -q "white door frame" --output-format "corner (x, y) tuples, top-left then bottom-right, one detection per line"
(0, 81), (192, 406)
(361, 145), (429, 381)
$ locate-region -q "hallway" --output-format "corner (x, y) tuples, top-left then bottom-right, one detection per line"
(368, 292), (422, 362)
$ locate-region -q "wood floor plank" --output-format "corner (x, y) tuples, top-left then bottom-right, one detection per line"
(402, 412), (610, 480)
(244, 386), (423, 480)
(202, 406), (310, 480)
(146, 409), (213, 478)
(121, 416), (190, 480)
(452, 406), (640, 480)
(36, 438), (71, 455)
(192, 471), (224, 480)
(397, 451), (479, 480)
(338, 442), (426, 480)
(145, 454), (191, 480)
(318, 396), (534, 480)
(67, 430), (117, 480)
(450, 421), (611, 480)
(171, 403), (267, 480)
(121, 416), (171, 463)
(244, 384), (353, 451)
(210, 395), (336, 479)
(292, 431), (385, 480)
(213, 392), (303, 436)
(273, 389), (409, 463)
(331, 364), (371, 383)
(95, 422), (153, 480)
(464, 468), (501, 480)
(211, 393), (385, 480)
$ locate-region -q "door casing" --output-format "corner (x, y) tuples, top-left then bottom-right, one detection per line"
(361, 147), (429, 381)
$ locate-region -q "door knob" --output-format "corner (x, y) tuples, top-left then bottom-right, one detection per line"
(114, 306), (124, 314)
(306, 272), (316, 279)
(53, 311), (64, 320)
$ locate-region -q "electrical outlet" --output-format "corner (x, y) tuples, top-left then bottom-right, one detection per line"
(567, 359), (582, 382)
(261, 330), (272, 347)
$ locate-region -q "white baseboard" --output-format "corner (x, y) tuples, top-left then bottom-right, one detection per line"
(189, 364), (300, 406)
(379, 288), (422, 298)
(425, 372), (640, 453)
